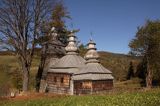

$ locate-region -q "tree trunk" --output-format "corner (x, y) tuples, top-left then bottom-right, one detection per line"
(35, 45), (47, 92)
(146, 70), (152, 88)
(35, 62), (45, 92)
(22, 65), (30, 92)
(146, 61), (152, 88)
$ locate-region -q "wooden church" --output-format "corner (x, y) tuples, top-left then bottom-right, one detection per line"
(43, 31), (114, 95)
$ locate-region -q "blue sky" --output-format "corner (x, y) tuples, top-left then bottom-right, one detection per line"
(64, 0), (160, 54)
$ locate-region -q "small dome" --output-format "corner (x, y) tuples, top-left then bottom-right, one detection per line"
(65, 32), (78, 53)
(84, 40), (99, 62)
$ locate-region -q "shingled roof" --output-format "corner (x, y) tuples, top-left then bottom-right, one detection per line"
(52, 55), (85, 68)
(73, 73), (113, 80)
(48, 31), (85, 73)
(74, 63), (112, 74)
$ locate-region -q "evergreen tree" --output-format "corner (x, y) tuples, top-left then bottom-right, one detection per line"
(129, 20), (160, 88)
(127, 61), (134, 80)
(35, 1), (71, 92)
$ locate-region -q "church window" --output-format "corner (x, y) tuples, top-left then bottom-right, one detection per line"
(61, 77), (64, 83)
(54, 77), (57, 82)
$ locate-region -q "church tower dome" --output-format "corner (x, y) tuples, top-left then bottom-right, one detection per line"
(85, 39), (99, 63)
(65, 31), (78, 54)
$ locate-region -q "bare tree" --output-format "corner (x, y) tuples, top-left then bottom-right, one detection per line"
(0, 0), (55, 92)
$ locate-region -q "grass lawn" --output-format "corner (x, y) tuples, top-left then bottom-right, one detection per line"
(1, 89), (160, 106)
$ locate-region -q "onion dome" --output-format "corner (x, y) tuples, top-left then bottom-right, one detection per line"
(65, 32), (78, 55)
(46, 27), (65, 54)
(85, 39), (99, 63)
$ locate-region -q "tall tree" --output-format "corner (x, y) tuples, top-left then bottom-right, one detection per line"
(129, 20), (160, 88)
(50, 1), (71, 45)
(0, 0), (55, 92)
(35, 1), (71, 92)
(78, 44), (87, 57)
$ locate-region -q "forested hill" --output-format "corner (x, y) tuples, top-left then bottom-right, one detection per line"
(98, 51), (140, 81)
(0, 50), (140, 81)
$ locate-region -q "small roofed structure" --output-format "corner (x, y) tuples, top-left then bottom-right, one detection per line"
(73, 40), (114, 94)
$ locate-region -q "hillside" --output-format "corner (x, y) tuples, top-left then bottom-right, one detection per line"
(0, 51), (141, 95)
(0, 51), (140, 80)
(98, 51), (140, 81)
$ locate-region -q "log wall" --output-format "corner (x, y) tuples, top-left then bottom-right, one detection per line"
(92, 80), (113, 92)
(74, 80), (92, 94)
(74, 80), (113, 94)
(46, 73), (71, 94)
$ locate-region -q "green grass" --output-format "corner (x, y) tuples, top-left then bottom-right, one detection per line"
(1, 89), (160, 106)
(114, 78), (143, 89)
(0, 55), (19, 67)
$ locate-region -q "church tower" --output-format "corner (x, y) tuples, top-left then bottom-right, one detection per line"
(73, 39), (114, 94)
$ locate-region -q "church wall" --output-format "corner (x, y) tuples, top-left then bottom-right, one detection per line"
(39, 42), (65, 92)
(74, 80), (113, 95)
(74, 80), (92, 94)
(92, 80), (113, 93)
(46, 72), (71, 94)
